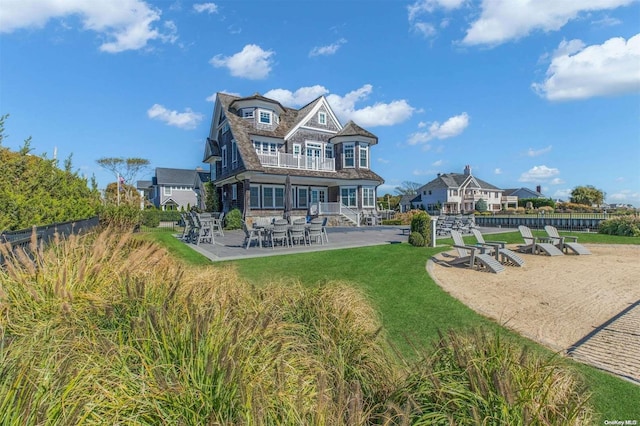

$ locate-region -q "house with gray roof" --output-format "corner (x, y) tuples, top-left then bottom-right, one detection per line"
(417, 165), (506, 214)
(143, 167), (206, 211)
(202, 92), (384, 224)
(502, 186), (546, 200)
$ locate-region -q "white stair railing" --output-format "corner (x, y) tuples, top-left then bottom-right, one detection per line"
(312, 202), (360, 226)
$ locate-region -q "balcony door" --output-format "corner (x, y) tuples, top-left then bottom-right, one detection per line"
(306, 142), (322, 170)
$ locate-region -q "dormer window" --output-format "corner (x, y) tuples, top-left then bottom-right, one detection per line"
(318, 112), (327, 125)
(344, 143), (355, 168)
(243, 109), (254, 118)
(259, 110), (272, 124)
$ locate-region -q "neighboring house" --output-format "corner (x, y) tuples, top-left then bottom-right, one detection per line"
(145, 167), (202, 211)
(502, 186), (546, 200)
(417, 165), (505, 214)
(399, 193), (421, 212)
(202, 92), (384, 224)
(136, 180), (153, 210)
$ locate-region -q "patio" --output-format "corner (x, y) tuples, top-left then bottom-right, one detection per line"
(183, 225), (514, 262)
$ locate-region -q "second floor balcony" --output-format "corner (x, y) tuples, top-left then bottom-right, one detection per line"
(257, 152), (335, 172)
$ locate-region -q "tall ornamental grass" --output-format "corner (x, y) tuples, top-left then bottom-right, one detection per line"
(0, 230), (592, 425)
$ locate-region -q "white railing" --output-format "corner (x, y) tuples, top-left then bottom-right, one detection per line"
(257, 153), (335, 171)
(313, 202), (360, 226)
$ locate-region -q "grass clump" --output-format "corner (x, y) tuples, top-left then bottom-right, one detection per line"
(390, 330), (592, 425)
(0, 230), (593, 424)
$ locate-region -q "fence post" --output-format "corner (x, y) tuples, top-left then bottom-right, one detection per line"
(430, 218), (437, 247)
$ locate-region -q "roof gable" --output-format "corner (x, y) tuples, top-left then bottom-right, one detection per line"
(285, 96), (342, 140)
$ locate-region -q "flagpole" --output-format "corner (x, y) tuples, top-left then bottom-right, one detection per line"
(117, 173), (121, 206)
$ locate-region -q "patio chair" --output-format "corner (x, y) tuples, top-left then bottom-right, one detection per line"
(193, 213), (213, 245)
(180, 213), (191, 241)
(269, 220), (290, 249)
(212, 212), (225, 236)
(448, 230), (505, 273)
(307, 221), (324, 245)
(311, 217), (329, 243)
(289, 223), (308, 246)
(242, 220), (261, 249)
(471, 229), (525, 266)
(184, 212), (199, 244)
(544, 225), (591, 255)
(517, 225), (563, 256)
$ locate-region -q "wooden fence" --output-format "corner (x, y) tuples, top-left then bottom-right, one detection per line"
(0, 216), (100, 266)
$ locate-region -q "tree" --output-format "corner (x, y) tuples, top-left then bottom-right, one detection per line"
(96, 157), (150, 186)
(0, 116), (101, 230)
(394, 181), (422, 196)
(475, 198), (487, 212)
(570, 185), (604, 207)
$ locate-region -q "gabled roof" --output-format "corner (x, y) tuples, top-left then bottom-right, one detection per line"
(420, 173), (501, 191)
(210, 92), (383, 183)
(136, 180), (152, 190)
(203, 137), (220, 162)
(155, 168), (198, 186)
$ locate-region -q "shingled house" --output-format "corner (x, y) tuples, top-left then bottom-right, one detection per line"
(202, 92), (384, 224)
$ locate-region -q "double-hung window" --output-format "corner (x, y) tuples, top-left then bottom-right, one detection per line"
(263, 186), (284, 208)
(359, 144), (368, 168)
(362, 187), (375, 208)
(243, 109), (254, 119)
(325, 144), (333, 159)
(318, 111), (327, 125)
(343, 143), (355, 168)
(250, 186), (260, 208)
(341, 187), (357, 208)
(297, 187), (308, 208)
(231, 140), (238, 167)
(259, 110), (271, 124)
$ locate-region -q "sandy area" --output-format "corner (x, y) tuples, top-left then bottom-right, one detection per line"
(428, 244), (640, 352)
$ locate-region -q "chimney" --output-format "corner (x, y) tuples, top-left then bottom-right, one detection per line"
(463, 165), (471, 176)
(536, 185), (541, 194)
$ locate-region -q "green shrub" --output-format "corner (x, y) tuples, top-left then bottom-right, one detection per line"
(475, 198), (487, 212)
(599, 216), (640, 237)
(410, 211), (431, 246)
(408, 231), (424, 247)
(157, 210), (181, 222)
(381, 219), (402, 225)
(98, 204), (141, 230)
(391, 329), (592, 425)
(224, 208), (242, 230)
(141, 209), (160, 228)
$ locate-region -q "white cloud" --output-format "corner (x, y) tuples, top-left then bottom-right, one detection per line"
(210, 44), (274, 80)
(147, 104), (203, 129)
(518, 165), (560, 182)
(608, 190), (640, 204)
(205, 90), (241, 102)
(326, 85), (415, 127)
(432, 160), (443, 166)
(532, 34), (640, 101)
(193, 3), (218, 14)
(309, 38), (347, 57)
(526, 145), (553, 157)
(264, 86), (329, 106)
(494, 168), (502, 174)
(553, 188), (572, 200)
(462, 0), (635, 46)
(550, 178), (565, 185)
(377, 158), (390, 164)
(413, 22), (437, 38)
(0, 0), (175, 53)
(407, 0), (465, 38)
(263, 84), (414, 127)
(408, 112), (470, 145)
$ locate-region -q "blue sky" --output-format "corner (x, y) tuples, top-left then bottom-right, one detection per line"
(1, 0), (639, 205)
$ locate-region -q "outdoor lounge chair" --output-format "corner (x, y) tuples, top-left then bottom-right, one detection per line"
(517, 225), (563, 256)
(448, 230), (505, 273)
(544, 225), (591, 255)
(471, 229), (525, 267)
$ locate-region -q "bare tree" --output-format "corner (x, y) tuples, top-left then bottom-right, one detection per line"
(394, 181), (422, 196)
(96, 157), (150, 185)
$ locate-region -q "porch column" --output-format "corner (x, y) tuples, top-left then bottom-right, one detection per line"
(243, 178), (251, 219)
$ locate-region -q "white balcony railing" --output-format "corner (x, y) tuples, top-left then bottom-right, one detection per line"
(257, 153), (335, 172)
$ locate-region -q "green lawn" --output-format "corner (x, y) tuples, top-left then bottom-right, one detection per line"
(146, 230), (640, 421)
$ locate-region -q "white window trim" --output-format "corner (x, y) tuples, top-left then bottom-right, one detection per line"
(297, 187), (308, 208)
(318, 111), (327, 125)
(262, 185), (285, 209)
(343, 143), (355, 168)
(221, 145), (227, 168)
(231, 140), (238, 166)
(362, 186), (376, 208)
(359, 144), (369, 169)
(231, 184), (237, 201)
(258, 109), (272, 124)
(250, 186), (260, 208)
(293, 143), (302, 156)
(163, 186), (172, 196)
(341, 186), (357, 208)
(243, 109), (254, 118)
